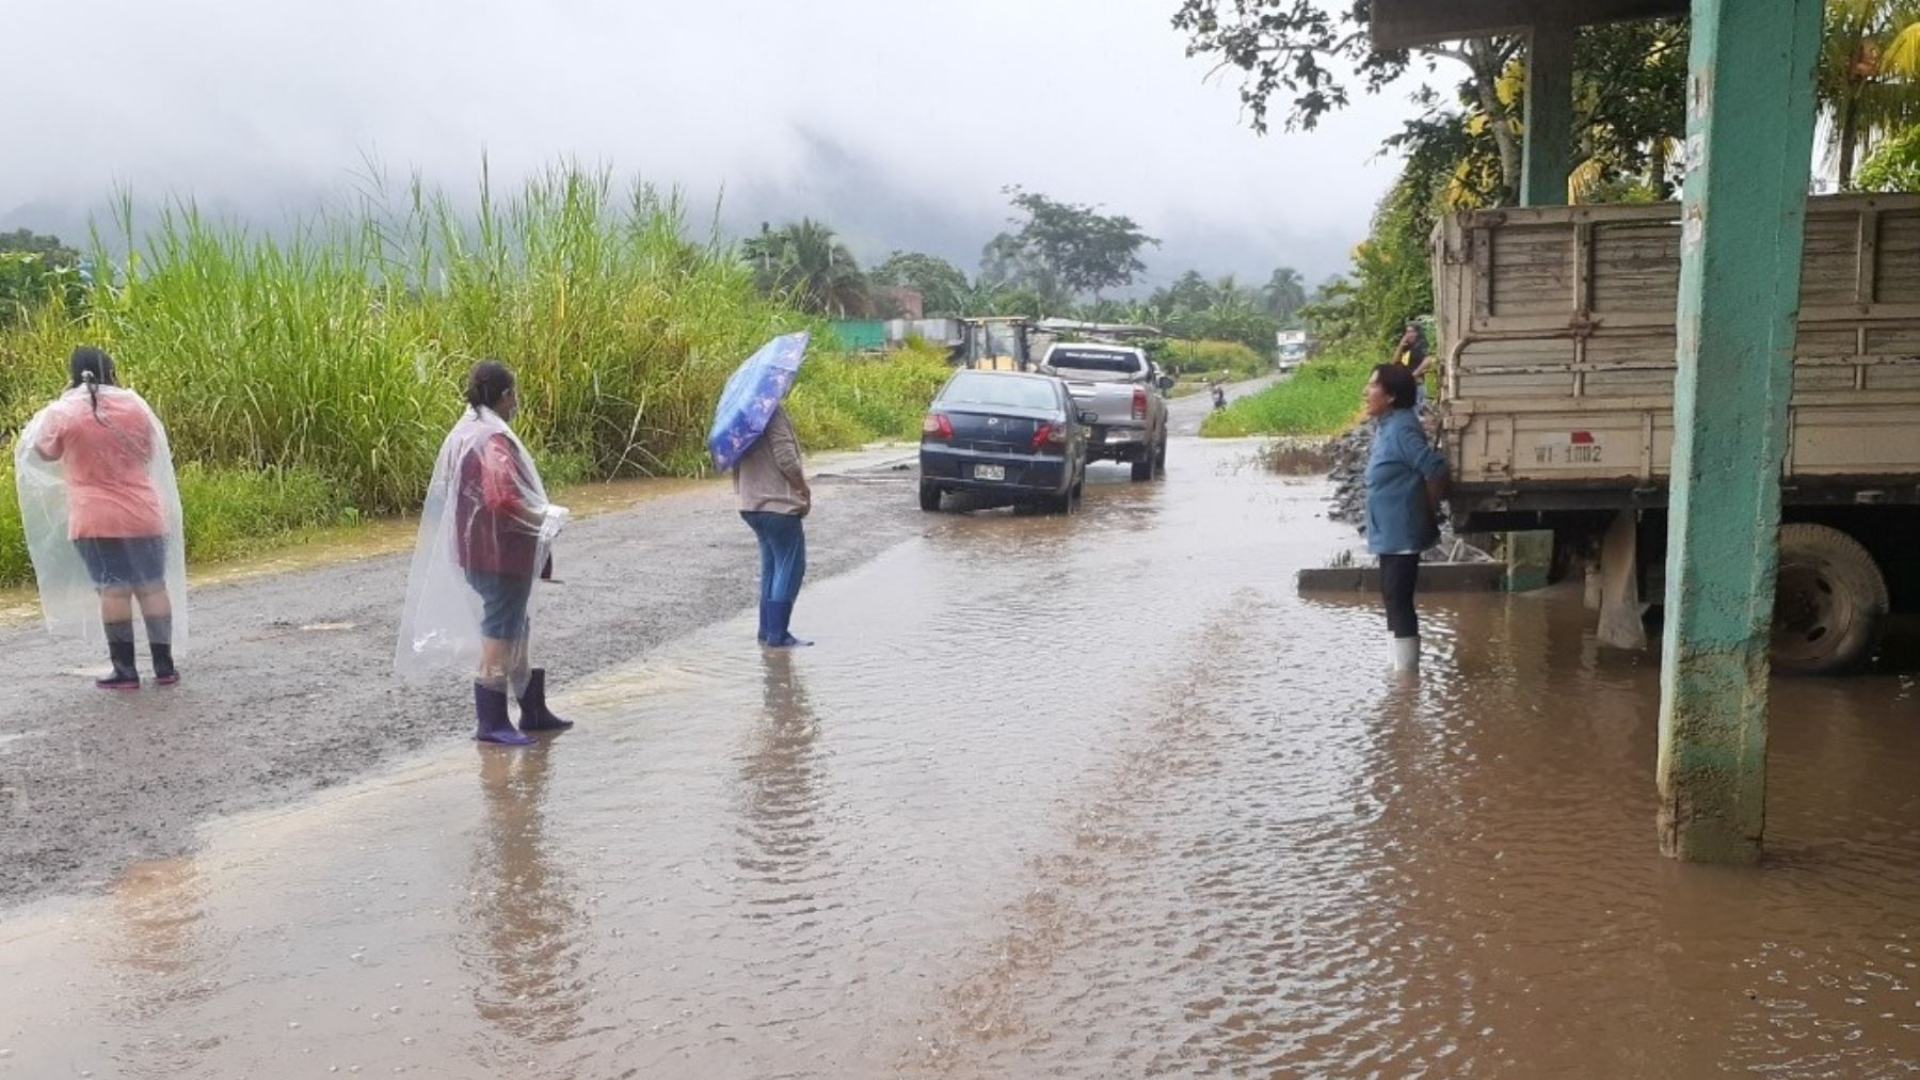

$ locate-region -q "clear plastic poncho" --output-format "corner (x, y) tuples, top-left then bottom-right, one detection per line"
(394, 406), (567, 696)
(13, 384), (190, 651)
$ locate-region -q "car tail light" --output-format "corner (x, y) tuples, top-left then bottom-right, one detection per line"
(1031, 422), (1066, 450)
(1131, 387), (1147, 421)
(922, 413), (953, 440)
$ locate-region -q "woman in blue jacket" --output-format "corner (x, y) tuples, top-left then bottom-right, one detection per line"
(1364, 363), (1449, 672)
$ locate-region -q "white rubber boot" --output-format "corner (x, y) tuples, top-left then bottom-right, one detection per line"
(1389, 636), (1420, 672)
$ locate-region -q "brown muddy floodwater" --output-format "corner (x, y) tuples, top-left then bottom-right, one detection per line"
(3, 440), (1920, 1079)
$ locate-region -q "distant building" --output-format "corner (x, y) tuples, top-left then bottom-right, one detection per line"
(828, 318), (888, 350)
(873, 286), (925, 320)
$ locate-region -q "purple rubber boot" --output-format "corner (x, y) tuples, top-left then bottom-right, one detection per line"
(474, 682), (536, 746)
(516, 668), (574, 733)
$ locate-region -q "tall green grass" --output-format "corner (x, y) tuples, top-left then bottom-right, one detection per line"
(1199, 345), (1376, 437)
(0, 164), (952, 587)
(787, 339), (952, 449)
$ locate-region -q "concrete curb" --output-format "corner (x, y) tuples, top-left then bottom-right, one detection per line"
(1297, 562), (1506, 593)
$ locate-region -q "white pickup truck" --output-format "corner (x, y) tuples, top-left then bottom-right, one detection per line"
(1036, 342), (1171, 481)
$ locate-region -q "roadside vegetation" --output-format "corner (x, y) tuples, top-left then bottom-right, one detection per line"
(0, 167), (951, 587)
(1148, 339), (1268, 386)
(1199, 345), (1371, 438)
(1179, 3), (1919, 442)
(0, 165), (1316, 587)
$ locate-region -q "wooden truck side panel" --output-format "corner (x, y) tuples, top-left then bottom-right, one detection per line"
(1438, 194), (1920, 510)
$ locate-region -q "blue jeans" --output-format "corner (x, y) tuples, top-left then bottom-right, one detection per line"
(464, 569), (533, 640)
(742, 512), (806, 604)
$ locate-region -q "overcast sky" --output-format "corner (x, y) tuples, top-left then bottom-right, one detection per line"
(6, 0), (1422, 289)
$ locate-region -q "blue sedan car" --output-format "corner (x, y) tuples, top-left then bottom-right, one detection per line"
(919, 370), (1090, 514)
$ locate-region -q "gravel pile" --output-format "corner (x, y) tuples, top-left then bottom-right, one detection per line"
(1324, 423), (1373, 526)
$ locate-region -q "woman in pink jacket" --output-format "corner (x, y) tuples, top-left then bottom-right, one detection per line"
(16, 347), (187, 688)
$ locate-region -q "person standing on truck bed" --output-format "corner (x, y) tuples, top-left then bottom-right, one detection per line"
(1395, 321), (1432, 407)
(1363, 363), (1449, 673)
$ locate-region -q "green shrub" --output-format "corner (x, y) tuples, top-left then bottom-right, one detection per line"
(1144, 338), (1269, 383)
(1200, 345), (1374, 438)
(0, 459), (25, 586)
(0, 458), (349, 586)
(174, 464), (350, 564)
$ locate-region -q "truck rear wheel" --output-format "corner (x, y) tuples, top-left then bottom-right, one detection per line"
(1130, 456), (1153, 482)
(1771, 523), (1887, 676)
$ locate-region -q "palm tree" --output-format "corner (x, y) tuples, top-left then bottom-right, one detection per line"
(1263, 267), (1308, 321)
(741, 219), (872, 316)
(1820, 0), (1920, 189)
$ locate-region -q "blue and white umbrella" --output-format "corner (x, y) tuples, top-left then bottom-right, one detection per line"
(708, 331), (810, 472)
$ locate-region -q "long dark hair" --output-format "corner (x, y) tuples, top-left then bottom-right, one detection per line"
(68, 346), (118, 423)
(466, 359), (515, 417)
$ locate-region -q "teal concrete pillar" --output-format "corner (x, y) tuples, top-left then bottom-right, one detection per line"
(1656, 0), (1823, 863)
(1501, 22), (1575, 591)
(1520, 21), (1574, 208)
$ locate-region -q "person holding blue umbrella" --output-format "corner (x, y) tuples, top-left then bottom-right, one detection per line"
(711, 332), (814, 648)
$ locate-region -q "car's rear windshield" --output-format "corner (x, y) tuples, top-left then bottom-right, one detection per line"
(939, 373), (1059, 410)
(1046, 349), (1143, 375)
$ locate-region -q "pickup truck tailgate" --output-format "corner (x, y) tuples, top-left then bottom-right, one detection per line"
(1063, 381), (1143, 427)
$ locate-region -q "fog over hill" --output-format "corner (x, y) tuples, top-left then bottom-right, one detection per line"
(6, 0), (1421, 290)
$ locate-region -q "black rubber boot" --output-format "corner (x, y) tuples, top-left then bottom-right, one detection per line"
(150, 644), (178, 685)
(98, 627), (140, 690)
(473, 682), (535, 746)
(147, 615), (178, 685)
(517, 668), (574, 732)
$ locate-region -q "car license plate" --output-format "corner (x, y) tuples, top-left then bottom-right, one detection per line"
(974, 464), (1006, 481)
(1531, 431), (1605, 466)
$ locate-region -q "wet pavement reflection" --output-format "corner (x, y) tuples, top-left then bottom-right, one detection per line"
(3, 440), (1919, 1078)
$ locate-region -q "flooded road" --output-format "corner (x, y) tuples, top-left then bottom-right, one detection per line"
(0, 453), (926, 905)
(1167, 372), (1280, 436)
(4, 439), (1920, 1078)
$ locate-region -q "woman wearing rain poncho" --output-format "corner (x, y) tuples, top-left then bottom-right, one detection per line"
(15, 347), (188, 689)
(396, 360), (573, 746)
